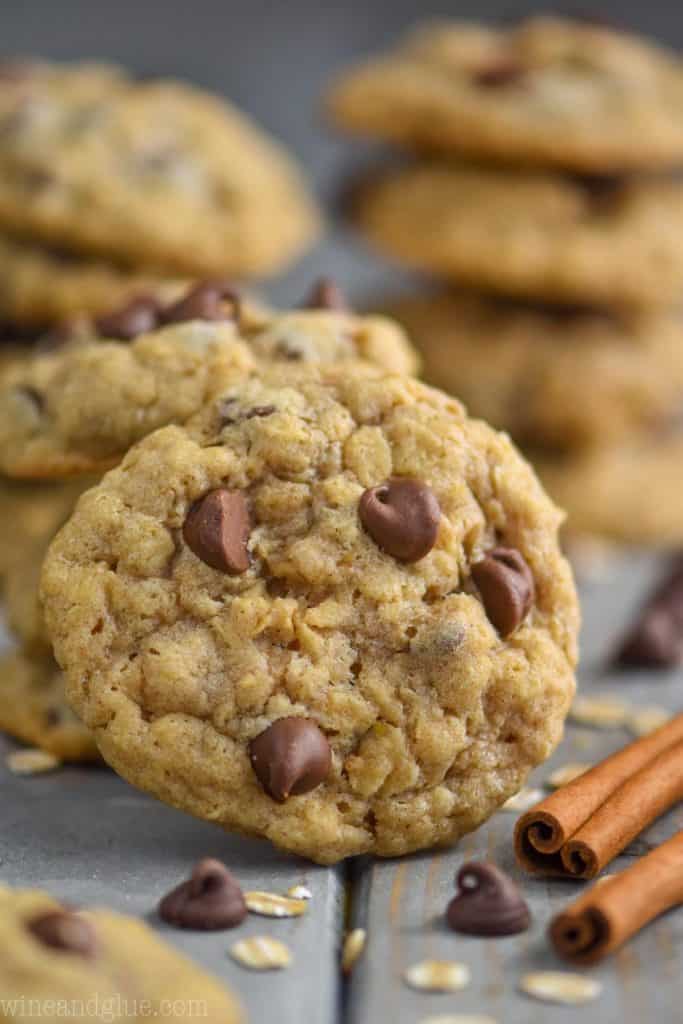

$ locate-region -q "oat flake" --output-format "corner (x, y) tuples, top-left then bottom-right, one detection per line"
(501, 787), (544, 812)
(403, 959), (470, 993)
(342, 928), (366, 973)
(230, 936), (292, 970)
(244, 891), (308, 918)
(7, 749), (61, 775)
(520, 971), (601, 1005)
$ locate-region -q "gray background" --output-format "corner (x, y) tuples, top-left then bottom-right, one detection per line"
(2, 0), (683, 307)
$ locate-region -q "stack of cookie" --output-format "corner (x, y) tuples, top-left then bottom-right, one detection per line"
(329, 15), (683, 546)
(0, 58), (321, 338)
(0, 280), (418, 764)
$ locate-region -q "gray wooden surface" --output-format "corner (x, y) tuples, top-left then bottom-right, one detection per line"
(1, 553), (682, 1022)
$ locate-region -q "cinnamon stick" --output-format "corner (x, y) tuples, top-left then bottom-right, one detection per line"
(514, 713), (683, 878)
(550, 830), (683, 964)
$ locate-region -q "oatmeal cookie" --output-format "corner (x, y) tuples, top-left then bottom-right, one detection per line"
(0, 293), (418, 479)
(329, 16), (683, 171)
(0, 59), (320, 275)
(356, 162), (683, 308)
(42, 362), (578, 863)
(388, 291), (683, 450)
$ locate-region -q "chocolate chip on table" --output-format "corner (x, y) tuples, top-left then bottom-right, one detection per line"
(446, 861), (530, 936)
(161, 280), (240, 324)
(249, 717), (332, 802)
(472, 547), (534, 637)
(614, 556), (683, 668)
(359, 478), (441, 563)
(159, 858), (247, 930)
(95, 295), (161, 341)
(27, 910), (98, 957)
(183, 489), (251, 575)
(302, 277), (350, 312)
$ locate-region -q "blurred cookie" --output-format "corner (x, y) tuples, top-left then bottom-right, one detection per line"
(357, 163), (683, 308)
(0, 885), (243, 1020)
(0, 232), (185, 330)
(389, 291), (683, 450)
(329, 15), (683, 172)
(0, 650), (98, 761)
(0, 290), (418, 479)
(0, 477), (89, 582)
(0, 59), (320, 276)
(533, 433), (683, 545)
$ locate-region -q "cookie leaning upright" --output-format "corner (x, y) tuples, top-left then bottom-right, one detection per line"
(0, 59), (320, 277)
(328, 15), (683, 171)
(42, 361), (578, 863)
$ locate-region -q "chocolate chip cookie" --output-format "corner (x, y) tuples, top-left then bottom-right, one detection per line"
(42, 362), (578, 863)
(0, 59), (320, 276)
(329, 15), (683, 172)
(356, 163), (683, 308)
(534, 432), (683, 546)
(0, 885), (243, 1022)
(0, 232), (186, 329)
(0, 295), (418, 478)
(0, 651), (98, 761)
(0, 477), (89, 583)
(388, 291), (683, 450)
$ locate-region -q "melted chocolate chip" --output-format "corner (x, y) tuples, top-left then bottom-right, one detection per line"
(27, 910), (97, 957)
(162, 280), (239, 325)
(95, 295), (161, 341)
(183, 489), (251, 575)
(359, 478), (440, 563)
(302, 278), (350, 312)
(446, 861), (530, 936)
(614, 556), (683, 668)
(472, 547), (534, 637)
(249, 717), (331, 802)
(159, 858), (247, 930)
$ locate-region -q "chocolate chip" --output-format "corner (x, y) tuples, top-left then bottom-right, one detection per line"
(219, 399), (276, 426)
(158, 858), (247, 930)
(94, 295), (161, 341)
(249, 717), (331, 802)
(183, 489), (251, 574)
(359, 478), (440, 563)
(161, 280), (239, 325)
(302, 278), (350, 312)
(614, 557), (683, 668)
(472, 547), (534, 637)
(446, 861), (530, 936)
(576, 173), (627, 215)
(473, 61), (526, 88)
(27, 910), (97, 957)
